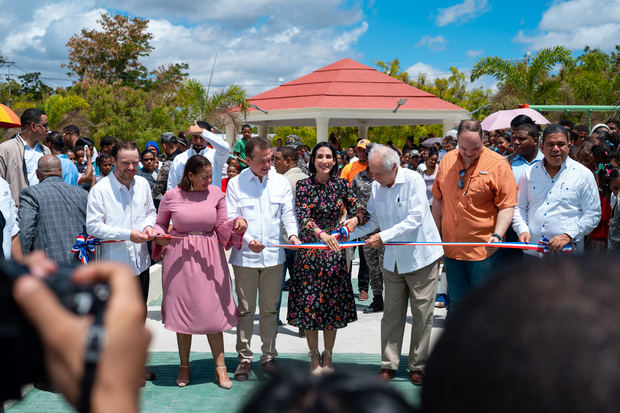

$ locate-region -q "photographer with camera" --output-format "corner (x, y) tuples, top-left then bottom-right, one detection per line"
(7, 252), (150, 412)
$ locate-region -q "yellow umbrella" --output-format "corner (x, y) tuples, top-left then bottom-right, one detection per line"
(0, 103), (21, 128)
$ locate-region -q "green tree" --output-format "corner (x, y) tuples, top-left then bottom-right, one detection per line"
(177, 79), (248, 130)
(471, 46), (575, 108)
(43, 94), (89, 129)
(64, 14), (154, 87)
(18, 72), (53, 100)
(566, 47), (617, 106)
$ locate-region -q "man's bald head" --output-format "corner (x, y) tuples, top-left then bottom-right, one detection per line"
(36, 155), (62, 181)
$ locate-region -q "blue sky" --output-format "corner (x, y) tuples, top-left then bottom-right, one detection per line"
(1, 0), (619, 96)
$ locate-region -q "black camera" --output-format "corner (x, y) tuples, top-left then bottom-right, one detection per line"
(0, 260), (110, 403)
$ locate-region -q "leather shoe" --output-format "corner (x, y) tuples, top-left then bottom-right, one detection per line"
(378, 368), (396, 380)
(234, 361), (251, 381)
(363, 297), (384, 314)
(410, 370), (424, 386)
(262, 359), (280, 377)
(358, 290), (369, 301)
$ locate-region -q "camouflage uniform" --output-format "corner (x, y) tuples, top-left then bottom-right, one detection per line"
(608, 200), (620, 254)
(298, 158), (309, 176)
(153, 149), (182, 198)
(352, 169), (384, 298)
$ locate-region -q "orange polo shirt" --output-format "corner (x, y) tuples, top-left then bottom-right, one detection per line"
(431, 147), (517, 261)
(341, 161), (367, 184)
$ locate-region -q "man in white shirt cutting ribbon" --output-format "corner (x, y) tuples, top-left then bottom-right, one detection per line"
(349, 144), (443, 387)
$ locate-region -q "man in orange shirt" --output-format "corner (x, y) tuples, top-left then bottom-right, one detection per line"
(341, 139), (370, 184)
(431, 119), (517, 311)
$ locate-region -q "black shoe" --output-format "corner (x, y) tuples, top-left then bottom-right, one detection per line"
(262, 359), (280, 377)
(363, 297), (384, 314)
(282, 279), (291, 291)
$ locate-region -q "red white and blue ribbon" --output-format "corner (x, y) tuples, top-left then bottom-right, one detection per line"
(268, 239), (573, 254)
(71, 233), (185, 264)
(71, 234), (100, 264)
(270, 225), (573, 254)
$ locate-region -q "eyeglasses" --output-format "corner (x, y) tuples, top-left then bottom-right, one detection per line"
(457, 169), (466, 189)
(34, 122), (49, 129)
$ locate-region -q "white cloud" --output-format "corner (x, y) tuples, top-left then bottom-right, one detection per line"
(514, 0), (620, 51)
(415, 35), (447, 51)
(466, 49), (483, 58)
(267, 27), (301, 44)
(405, 62), (447, 82)
(100, 0), (363, 28)
(333, 22), (369, 52)
(470, 76), (497, 92)
(0, 0), (368, 95)
(435, 0), (490, 27)
(4, 0), (104, 55)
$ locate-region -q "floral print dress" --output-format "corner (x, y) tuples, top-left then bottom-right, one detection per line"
(287, 176), (369, 330)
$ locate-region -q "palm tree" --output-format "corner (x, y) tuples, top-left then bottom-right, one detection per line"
(471, 46), (575, 108)
(178, 79), (248, 131)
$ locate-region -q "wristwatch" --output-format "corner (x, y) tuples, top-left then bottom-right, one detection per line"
(491, 233), (503, 242)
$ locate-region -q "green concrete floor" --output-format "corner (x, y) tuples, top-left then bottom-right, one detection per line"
(7, 352), (421, 412)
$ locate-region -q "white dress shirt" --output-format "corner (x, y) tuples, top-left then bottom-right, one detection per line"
(226, 168), (299, 268)
(16, 134), (45, 186)
(350, 167), (443, 273)
(0, 177), (18, 259)
(512, 156), (600, 256)
(167, 130), (229, 190)
(86, 172), (157, 275)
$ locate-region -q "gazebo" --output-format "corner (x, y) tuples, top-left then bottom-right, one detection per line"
(237, 58), (469, 142)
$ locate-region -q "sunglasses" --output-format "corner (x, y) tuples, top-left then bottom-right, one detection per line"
(457, 169), (466, 189)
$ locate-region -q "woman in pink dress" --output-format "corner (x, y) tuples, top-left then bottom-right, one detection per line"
(153, 155), (247, 389)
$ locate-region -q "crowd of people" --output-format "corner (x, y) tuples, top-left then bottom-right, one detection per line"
(2, 106), (620, 412)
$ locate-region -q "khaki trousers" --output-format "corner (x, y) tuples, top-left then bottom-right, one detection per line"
(233, 264), (283, 363)
(381, 259), (439, 372)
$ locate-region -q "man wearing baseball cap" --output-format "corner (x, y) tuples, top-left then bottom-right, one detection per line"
(153, 132), (183, 199)
(285, 135), (309, 175)
(341, 138), (371, 185)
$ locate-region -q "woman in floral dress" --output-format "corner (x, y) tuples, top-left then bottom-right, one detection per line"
(287, 142), (369, 373)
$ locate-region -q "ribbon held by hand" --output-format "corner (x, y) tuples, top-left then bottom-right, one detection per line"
(331, 226), (350, 241)
(538, 237), (574, 254)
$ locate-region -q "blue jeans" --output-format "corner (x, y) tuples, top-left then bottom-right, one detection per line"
(444, 252), (500, 312)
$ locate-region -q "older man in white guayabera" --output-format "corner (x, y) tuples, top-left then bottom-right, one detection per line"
(350, 144), (443, 387)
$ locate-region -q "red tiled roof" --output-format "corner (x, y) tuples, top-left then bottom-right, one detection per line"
(248, 58), (464, 111)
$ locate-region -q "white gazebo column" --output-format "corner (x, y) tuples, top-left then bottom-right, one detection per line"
(225, 123), (236, 148)
(315, 117), (329, 143)
(358, 120), (368, 139)
(441, 114), (467, 136)
(442, 118), (456, 137)
(257, 125), (268, 139)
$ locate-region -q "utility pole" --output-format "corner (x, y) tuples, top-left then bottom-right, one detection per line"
(0, 61), (16, 105)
